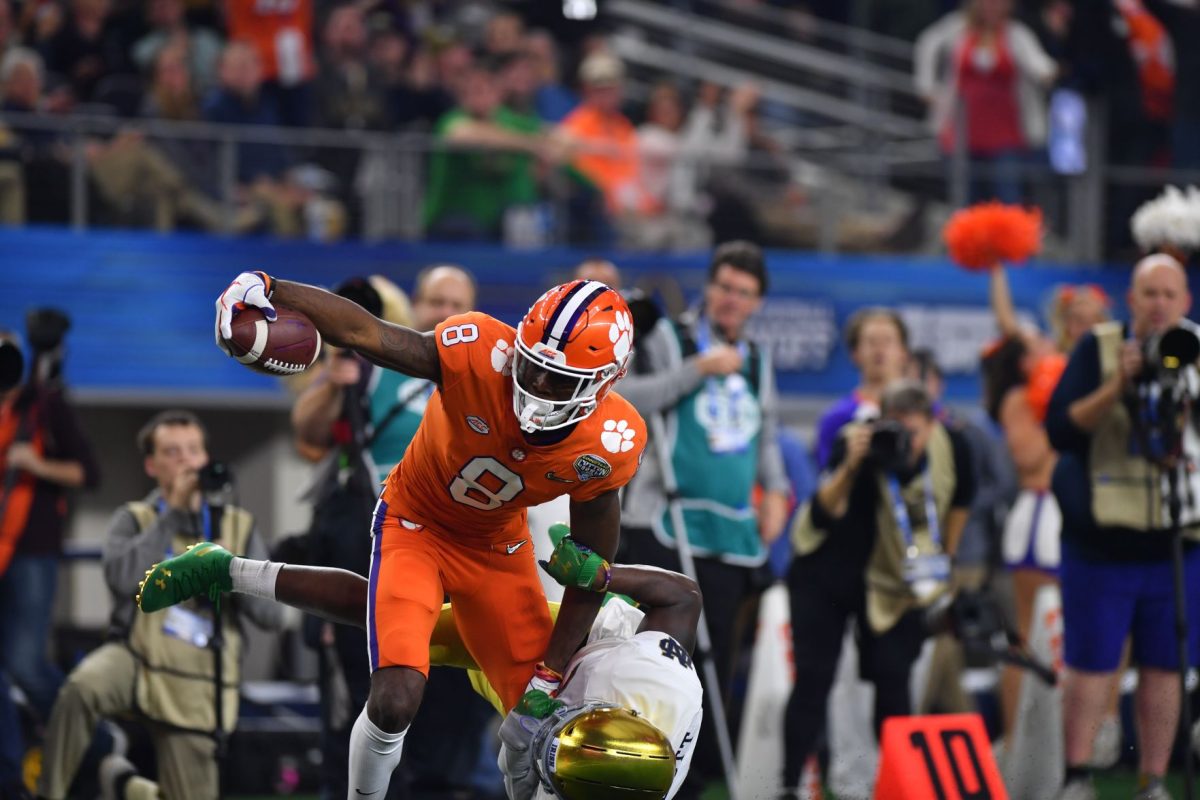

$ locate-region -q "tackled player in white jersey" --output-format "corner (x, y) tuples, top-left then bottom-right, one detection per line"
(136, 524), (704, 800)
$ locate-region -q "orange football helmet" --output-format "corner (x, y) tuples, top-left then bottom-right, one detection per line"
(513, 280), (633, 432)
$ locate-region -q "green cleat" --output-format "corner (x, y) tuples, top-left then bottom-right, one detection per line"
(136, 542), (234, 613)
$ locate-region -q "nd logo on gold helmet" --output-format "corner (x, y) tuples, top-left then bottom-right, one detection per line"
(532, 703), (676, 799)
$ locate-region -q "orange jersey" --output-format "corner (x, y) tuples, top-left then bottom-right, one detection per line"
(225, 0), (315, 84)
(379, 312), (646, 543)
(560, 105), (660, 216)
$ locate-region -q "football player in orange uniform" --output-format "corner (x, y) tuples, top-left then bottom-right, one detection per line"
(215, 272), (645, 798)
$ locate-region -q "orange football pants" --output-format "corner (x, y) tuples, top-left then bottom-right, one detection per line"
(367, 500), (553, 712)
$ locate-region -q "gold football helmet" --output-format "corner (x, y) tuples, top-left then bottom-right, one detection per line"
(532, 702), (676, 799)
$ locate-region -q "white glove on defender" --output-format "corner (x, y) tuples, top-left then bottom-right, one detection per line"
(214, 271), (276, 354)
(497, 709), (545, 800)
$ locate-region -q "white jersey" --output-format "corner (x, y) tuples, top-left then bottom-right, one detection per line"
(535, 600), (705, 800)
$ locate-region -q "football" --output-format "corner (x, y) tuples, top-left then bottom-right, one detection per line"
(224, 305), (322, 376)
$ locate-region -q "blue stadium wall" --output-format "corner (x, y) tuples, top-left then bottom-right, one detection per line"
(0, 228), (1133, 402)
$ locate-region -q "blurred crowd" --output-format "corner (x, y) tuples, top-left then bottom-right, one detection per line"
(804, 0), (1197, 256)
(0, 0), (779, 249)
(0, 0), (1194, 255)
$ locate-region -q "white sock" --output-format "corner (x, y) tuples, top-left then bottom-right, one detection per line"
(123, 775), (158, 800)
(347, 708), (407, 799)
(229, 557), (283, 600)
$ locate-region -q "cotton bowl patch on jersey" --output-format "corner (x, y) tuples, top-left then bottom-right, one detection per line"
(466, 415), (490, 435)
(574, 454), (612, 482)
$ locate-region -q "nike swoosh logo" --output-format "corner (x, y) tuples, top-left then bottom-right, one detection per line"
(354, 790), (376, 796)
(545, 471), (575, 484)
(506, 540), (528, 555)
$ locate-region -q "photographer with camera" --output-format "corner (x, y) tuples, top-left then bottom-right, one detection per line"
(37, 410), (282, 800)
(0, 311), (99, 791)
(780, 380), (974, 799)
(813, 308), (911, 469)
(1048, 254), (1200, 800)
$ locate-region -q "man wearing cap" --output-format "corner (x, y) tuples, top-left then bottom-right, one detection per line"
(559, 52), (657, 223)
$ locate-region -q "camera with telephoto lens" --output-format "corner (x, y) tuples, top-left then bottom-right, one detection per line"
(26, 308), (71, 387)
(1132, 326), (1200, 466)
(27, 308), (70, 353)
(925, 590), (1057, 686)
(1142, 326), (1200, 385)
(925, 590), (1005, 653)
(623, 288), (663, 345)
(198, 461), (234, 505)
(0, 339), (24, 393)
(867, 419), (912, 473)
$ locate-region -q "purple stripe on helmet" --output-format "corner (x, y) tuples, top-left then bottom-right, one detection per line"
(541, 281), (590, 344)
(549, 285), (608, 349)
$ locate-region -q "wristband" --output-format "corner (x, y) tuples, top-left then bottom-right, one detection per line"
(533, 662), (563, 684)
(253, 271), (274, 299)
(598, 561), (613, 593)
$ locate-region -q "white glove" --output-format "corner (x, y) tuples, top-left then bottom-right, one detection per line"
(498, 708), (546, 800)
(214, 271), (276, 355)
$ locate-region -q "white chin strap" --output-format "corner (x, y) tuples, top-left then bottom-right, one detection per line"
(518, 399), (554, 433)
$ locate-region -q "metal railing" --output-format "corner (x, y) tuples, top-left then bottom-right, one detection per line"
(0, 109), (427, 239)
(2, 105), (1200, 261)
(609, 34), (928, 138)
(689, 0), (917, 63)
(607, 0), (920, 97)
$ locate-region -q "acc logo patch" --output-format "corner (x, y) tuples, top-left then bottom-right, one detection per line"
(574, 454), (612, 482)
(466, 415), (490, 435)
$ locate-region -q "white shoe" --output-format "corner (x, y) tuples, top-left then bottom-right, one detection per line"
(1133, 780), (1172, 800)
(1090, 716), (1122, 768)
(1054, 779), (1098, 800)
(98, 753), (136, 800)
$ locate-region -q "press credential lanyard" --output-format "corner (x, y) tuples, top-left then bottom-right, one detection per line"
(885, 470), (941, 559)
(696, 319), (750, 453)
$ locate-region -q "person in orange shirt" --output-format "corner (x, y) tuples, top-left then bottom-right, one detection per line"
(213, 271), (645, 799)
(224, 0), (315, 126)
(559, 53), (658, 222)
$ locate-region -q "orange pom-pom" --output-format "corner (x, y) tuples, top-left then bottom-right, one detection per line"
(943, 202), (1043, 271)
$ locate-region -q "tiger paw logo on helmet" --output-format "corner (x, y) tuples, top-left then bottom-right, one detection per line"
(491, 339), (513, 375)
(601, 419), (637, 453)
(609, 311), (633, 362)
(512, 280), (634, 433)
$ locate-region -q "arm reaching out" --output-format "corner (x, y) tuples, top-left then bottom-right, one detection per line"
(215, 272), (441, 383)
(989, 265), (1022, 341)
(540, 527), (702, 652)
(536, 490), (621, 674)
